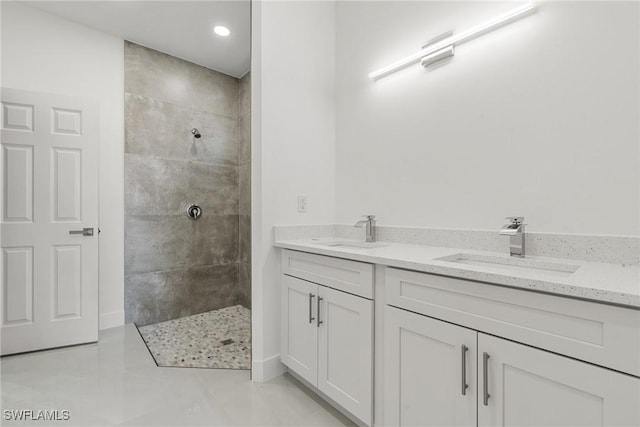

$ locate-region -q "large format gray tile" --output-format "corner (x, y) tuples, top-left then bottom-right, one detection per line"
(124, 214), (238, 275)
(238, 262), (251, 309)
(125, 94), (239, 165)
(239, 163), (251, 215)
(125, 215), (187, 274)
(238, 72), (251, 117)
(125, 154), (238, 216)
(183, 264), (240, 316)
(193, 109), (239, 166)
(125, 264), (239, 326)
(125, 42), (239, 119)
(125, 269), (188, 325)
(188, 215), (239, 268)
(239, 214), (251, 264)
(238, 112), (251, 165)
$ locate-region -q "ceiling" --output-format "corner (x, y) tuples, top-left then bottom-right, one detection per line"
(26, 1), (251, 78)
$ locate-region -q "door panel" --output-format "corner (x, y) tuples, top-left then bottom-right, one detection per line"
(318, 286), (373, 425)
(2, 102), (34, 131)
(52, 245), (82, 319)
(51, 108), (82, 135)
(51, 148), (82, 222)
(281, 275), (318, 385)
(2, 144), (33, 222)
(1, 88), (98, 355)
(2, 246), (33, 325)
(385, 306), (477, 427)
(478, 333), (640, 427)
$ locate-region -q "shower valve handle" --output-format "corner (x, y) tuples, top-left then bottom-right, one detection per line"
(187, 204), (202, 220)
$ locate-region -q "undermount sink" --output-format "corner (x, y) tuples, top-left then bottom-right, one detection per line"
(435, 253), (581, 278)
(319, 240), (388, 249)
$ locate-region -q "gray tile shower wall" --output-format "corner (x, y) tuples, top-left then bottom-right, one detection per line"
(238, 72), (251, 309)
(124, 42), (248, 325)
(125, 265), (239, 326)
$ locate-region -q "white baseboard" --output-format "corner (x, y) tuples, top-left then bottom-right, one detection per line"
(99, 310), (124, 330)
(252, 354), (287, 382)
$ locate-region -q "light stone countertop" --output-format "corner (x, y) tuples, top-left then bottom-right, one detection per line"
(274, 237), (640, 309)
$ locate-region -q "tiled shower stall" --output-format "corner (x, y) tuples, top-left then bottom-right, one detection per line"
(123, 42), (250, 367)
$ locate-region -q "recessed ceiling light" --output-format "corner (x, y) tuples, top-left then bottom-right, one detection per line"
(214, 26), (230, 37)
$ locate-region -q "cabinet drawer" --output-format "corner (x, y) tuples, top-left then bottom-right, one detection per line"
(386, 267), (640, 377)
(282, 250), (374, 299)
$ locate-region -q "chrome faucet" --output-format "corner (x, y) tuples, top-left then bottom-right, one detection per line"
(354, 215), (376, 243)
(500, 217), (525, 257)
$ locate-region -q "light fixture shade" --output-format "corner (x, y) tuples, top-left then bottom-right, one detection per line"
(369, 3), (536, 80)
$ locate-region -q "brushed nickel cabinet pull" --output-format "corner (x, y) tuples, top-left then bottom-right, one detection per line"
(317, 297), (323, 327)
(308, 293), (315, 324)
(461, 345), (469, 396)
(483, 352), (491, 406)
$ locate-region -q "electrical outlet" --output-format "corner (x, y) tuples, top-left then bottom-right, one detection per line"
(297, 195), (308, 213)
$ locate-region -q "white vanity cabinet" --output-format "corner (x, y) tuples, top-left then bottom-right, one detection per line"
(280, 250), (374, 425)
(478, 333), (639, 427)
(384, 268), (640, 427)
(386, 306), (640, 426)
(385, 306), (478, 426)
(280, 275), (318, 384)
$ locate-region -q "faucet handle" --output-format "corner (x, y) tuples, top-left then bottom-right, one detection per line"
(505, 216), (524, 224)
(362, 215), (376, 220)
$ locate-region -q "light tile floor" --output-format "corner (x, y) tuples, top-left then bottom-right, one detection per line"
(138, 306), (251, 370)
(0, 324), (354, 426)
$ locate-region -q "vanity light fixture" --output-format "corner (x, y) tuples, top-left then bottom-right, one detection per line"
(369, 3), (536, 80)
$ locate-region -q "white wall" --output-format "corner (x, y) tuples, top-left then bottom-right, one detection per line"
(252, 0), (335, 381)
(1, 2), (125, 329)
(335, 1), (639, 236)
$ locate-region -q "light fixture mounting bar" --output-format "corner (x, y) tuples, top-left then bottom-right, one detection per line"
(421, 45), (455, 68)
(369, 3), (536, 80)
(422, 30), (454, 49)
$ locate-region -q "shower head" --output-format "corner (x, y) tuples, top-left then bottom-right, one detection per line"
(191, 128), (201, 138)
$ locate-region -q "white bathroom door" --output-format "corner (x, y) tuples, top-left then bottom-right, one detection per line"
(1, 88), (99, 355)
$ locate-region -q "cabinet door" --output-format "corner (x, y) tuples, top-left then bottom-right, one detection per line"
(478, 333), (640, 427)
(281, 275), (318, 385)
(318, 286), (373, 425)
(385, 306), (477, 427)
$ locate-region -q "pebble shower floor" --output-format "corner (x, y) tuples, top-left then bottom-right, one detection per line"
(137, 305), (251, 369)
